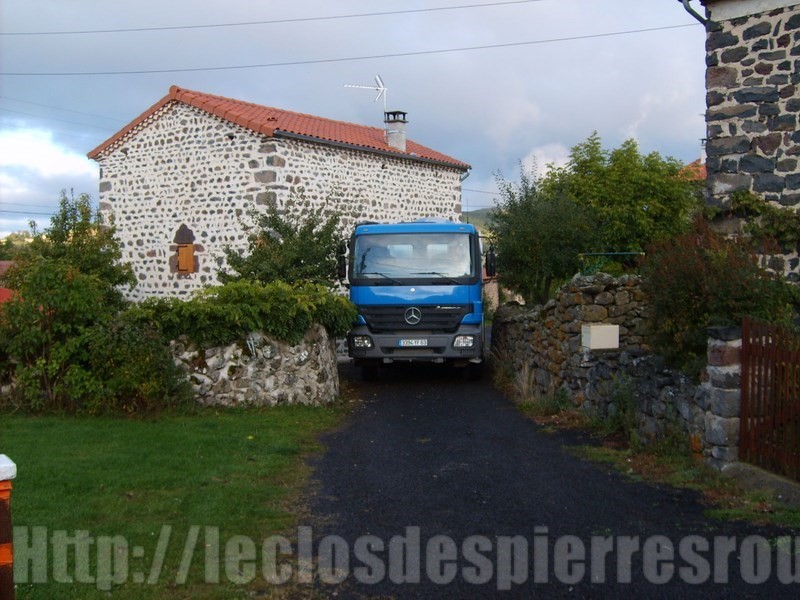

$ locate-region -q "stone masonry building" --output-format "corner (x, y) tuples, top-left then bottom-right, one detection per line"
(88, 86), (470, 300)
(699, 0), (800, 271)
(702, 0), (799, 209)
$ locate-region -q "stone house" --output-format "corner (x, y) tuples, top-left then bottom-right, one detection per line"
(693, 0), (800, 273)
(88, 85), (470, 300)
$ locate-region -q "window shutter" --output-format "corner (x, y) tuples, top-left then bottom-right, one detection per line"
(177, 244), (195, 273)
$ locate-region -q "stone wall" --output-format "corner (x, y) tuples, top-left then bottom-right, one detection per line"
(95, 102), (465, 301)
(704, 2), (800, 274)
(492, 274), (744, 469)
(492, 273), (650, 403)
(171, 324), (339, 406)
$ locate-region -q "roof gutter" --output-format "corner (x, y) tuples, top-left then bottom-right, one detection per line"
(680, 0), (708, 25)
(274, 130), (470, 172)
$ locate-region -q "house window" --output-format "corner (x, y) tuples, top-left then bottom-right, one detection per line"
(177, 244), (196, 274)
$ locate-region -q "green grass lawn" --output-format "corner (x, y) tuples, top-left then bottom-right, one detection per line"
(1, 406), (346, 599)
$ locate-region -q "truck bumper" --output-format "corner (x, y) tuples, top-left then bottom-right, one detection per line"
(348, 323), (484, 365)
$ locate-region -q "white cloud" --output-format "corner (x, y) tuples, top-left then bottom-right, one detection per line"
(0, 129), (97, 179)
(0, 172), (30, 197)
(521, 143), (571, 177)
(485, 98), (544, 149)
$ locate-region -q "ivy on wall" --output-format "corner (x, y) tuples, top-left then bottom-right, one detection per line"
(728, 190), (800, 248)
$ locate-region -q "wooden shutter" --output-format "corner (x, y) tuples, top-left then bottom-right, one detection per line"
(177, 244), (195, 273)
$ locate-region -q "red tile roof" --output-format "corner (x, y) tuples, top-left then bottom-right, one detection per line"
(680, 159), (707, 182)
(88, 85), (470, 170)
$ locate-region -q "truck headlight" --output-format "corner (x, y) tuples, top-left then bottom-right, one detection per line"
(352, 335), (374, 349)
(453, 335), (475, 348)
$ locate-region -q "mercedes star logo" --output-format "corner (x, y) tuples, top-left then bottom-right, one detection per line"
(404, 307), (422, 326)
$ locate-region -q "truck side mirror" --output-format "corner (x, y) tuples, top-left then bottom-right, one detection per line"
(336, 242), (348, 281)
(485, 246), (497, 278)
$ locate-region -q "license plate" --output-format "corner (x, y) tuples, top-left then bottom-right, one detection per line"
(398, 339), (428, 347)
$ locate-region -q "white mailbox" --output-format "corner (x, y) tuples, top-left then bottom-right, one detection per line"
(0, 454), (16, 480)
(581, 324), (619, 350)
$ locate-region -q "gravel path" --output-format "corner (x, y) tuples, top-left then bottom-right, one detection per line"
(305, 364), (799, 598)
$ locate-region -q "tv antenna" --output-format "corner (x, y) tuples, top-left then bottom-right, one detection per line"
(345, 74), (388, 112)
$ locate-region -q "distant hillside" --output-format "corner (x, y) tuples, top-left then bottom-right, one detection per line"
(460, 207), (495, 231)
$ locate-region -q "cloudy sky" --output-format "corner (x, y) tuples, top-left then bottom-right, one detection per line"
(0, 0), (707, 236)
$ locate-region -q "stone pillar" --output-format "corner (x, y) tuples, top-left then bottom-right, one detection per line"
(703, 326), (742, 469)
(0, 454), (16, 600)
(704, 3), (800, 212)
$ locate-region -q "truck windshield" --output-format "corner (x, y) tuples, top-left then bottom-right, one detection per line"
(353, 232), (474, 281)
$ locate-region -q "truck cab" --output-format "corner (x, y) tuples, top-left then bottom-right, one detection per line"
(344, 220), (493, 379)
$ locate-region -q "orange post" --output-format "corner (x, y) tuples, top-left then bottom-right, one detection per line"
(0, 455), (16, 600)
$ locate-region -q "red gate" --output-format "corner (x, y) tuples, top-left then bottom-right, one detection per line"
(740, 317), (800, 482)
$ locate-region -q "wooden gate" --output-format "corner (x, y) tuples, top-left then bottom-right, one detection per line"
(740, 317), (800, 482)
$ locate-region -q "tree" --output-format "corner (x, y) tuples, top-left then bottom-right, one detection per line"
(641, 217), (795, 374)
(0, 231), (33, 260)
(3, 191), (134, 305)
(540, 133), (701, 253)
(0, 257), (187, 412)
(0, 238), (14, 261)
(220, 202), (343, 287)
(489, 168), (598, 304)
(0, 191), (186, 413)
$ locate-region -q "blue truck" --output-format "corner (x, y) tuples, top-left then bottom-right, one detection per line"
(341, 219), (495, 379)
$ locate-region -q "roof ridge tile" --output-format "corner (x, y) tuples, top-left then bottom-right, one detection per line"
(88, 85), (469, 170)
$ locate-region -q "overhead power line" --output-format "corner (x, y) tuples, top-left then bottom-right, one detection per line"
(0, 107), (116, 130)
(463, 188), (499, 196)
(1, 202), (59, 210)
(0, 96), (126, 122)
(0, 0), (544, 36)
(0, 24), (697, 76)
(0, 210), (55, 216)
(0, 120), (105, 142)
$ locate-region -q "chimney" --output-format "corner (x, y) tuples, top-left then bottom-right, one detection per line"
(384, 111), (407, 152)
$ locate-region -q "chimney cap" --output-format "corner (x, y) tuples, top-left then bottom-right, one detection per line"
(384, 110), (408, 122)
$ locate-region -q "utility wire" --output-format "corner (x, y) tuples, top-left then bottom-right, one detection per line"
(0, 108), (116, 130)
(0, 120), (105, 142)
(0, 24), (697, 76)
(464, 188), (499, 196)
(0, 210), (55, 216)
(0, 96), (126, 122)
(0, 0), (544, 36)
(0, 202), (59, 210)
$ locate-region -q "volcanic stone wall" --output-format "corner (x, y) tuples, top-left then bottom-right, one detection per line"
(172, 324), (339, 406)
(492, 274), (744, 469)
(704, 4), (800, 211)
(95, 102), (464, 300)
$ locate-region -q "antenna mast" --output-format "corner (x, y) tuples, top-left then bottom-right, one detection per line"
(344, 75), (388, 112)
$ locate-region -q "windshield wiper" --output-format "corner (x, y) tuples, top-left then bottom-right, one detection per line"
(411, 271), (464, 285)
(361, 271), (402, 285)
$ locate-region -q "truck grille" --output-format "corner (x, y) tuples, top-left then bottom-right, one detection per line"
(359, 305), (471, 333)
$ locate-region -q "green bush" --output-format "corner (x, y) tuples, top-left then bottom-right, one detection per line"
(128, 280), (358, 348)
(489, 169), (599, 304)
(220, 203), (343, 287)
(0, 258), (189, 413)
(641, 217), (796, 373)
(81, 319), (192, 414)
(2, 191), (135, 307)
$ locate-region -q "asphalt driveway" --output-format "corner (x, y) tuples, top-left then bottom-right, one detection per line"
(304, 364), (799, 598)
